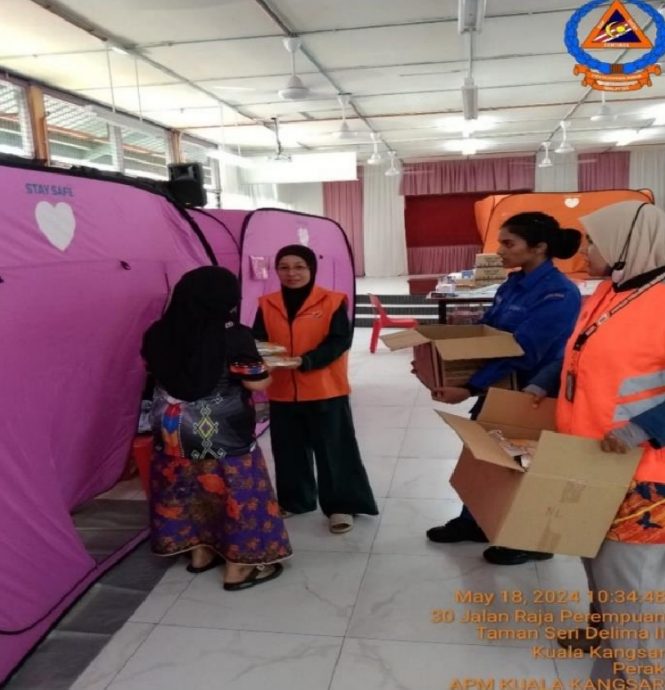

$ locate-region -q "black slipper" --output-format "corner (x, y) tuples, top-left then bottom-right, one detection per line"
(223, 563), (284, 591)
(186, 553), (224, 574)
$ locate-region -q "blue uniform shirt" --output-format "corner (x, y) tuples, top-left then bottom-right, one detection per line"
(468, 260), (582, 391)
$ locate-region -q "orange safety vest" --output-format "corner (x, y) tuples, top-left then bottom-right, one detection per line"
(557, 280), (665, 483)
(259, 286), (351, 402)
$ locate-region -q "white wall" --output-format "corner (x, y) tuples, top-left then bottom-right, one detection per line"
(277, 183), (324, 216)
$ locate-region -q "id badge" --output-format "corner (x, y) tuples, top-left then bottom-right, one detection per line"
(565, 372), (576, 402)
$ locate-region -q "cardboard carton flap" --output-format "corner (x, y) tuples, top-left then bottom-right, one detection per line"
(380, 329), (430, 350)
(434, 334), (523, 361)
(438, 411), (526, 472)
(530, 431), (642, 485)
(479, 388), (557, 431)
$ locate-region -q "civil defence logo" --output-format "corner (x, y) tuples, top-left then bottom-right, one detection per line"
(565, 0), (665, 91)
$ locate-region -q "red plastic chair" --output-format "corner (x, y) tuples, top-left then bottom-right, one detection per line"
(368, 293), (418, 353)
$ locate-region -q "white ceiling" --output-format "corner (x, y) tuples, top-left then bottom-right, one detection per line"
(2, 0), (665, 162)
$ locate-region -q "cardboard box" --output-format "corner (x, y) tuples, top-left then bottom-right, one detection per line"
(439, 389), (642, 558)
(381, 325), (523, 396)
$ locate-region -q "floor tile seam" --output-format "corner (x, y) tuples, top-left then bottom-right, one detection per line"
(342, 635), (558, 652)
(373, 456), (401, 529)
(94, 622), (157, 690)
(85, 582), (155, 596)
(152, 622), (347, 640)
(336, 547), (375, 647)
(51, 629), (112, 640)
(280, 547), (375, 555)
(340, 632), (554, 651)
(148, 569), (197, 628)
(393, 423), (411, 458)
(381, 496), (461, 505)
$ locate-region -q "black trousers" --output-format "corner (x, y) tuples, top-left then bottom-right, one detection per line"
(269, 396), (379, 517)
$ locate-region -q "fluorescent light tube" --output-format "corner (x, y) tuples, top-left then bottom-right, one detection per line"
(462, 77), (478, 120)
(458, 0), (486, 33)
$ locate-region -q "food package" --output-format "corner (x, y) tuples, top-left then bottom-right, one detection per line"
(488, 429), (538, 469)
(256, 341), (287, 356)
(475, 253), (504, 268)
(263, 355), (301, 368)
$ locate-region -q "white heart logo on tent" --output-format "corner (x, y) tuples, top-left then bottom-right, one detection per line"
(564, 197), (580, 209)
(35, 201), (76, 251)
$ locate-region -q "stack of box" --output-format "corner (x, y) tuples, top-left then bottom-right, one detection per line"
(473, 253), (506, 286)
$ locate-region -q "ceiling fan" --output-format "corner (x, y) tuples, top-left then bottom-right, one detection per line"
(587, 92), (656, 127)
(263, 117), (291, 162)
(367, 133), (383, 165)
(538, 141), (554, 168)
(509, 142), (597, 167)
(213, 37), (337, 103)
(385, 151), (401, 177)
(326, 94), (374, 141)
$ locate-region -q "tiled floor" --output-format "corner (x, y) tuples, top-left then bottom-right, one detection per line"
(65, 327), (593, 690)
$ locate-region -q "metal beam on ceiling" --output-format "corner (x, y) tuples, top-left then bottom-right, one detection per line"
(26, 0), (316, 151)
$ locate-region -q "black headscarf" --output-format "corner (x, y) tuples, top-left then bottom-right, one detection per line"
(141, 266), (240, 402)
(275, 244), (318, 322)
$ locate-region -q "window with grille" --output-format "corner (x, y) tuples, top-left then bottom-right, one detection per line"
(121, 127), (168, 180)
(0, 80), (34, 158)
(45, 94), (118, 170)
(180, 138), (214, 186)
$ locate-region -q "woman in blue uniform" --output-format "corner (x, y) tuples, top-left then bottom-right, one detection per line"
(426, 212), (582, 565)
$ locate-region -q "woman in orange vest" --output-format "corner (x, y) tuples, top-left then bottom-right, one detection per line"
(252, 245), (378, 534)
(552, 201), (665, 684)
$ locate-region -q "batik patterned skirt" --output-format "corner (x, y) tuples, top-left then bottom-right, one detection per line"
(150, 444), (292, 565)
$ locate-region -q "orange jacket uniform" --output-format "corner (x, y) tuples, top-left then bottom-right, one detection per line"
(557, 281), (665, 483)
(259, 286), (351, 402)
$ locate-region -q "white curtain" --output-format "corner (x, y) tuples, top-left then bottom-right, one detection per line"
(534, 152), (578, 192)
(362, 165), (407, 277)
(629, 147), (665, 209)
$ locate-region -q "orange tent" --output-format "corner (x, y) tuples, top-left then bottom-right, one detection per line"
(475, 189), (654, 277)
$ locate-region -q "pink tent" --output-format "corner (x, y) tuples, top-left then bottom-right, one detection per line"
(187, 208), (356, 325)
(188, 209), (240, 275)
(0, 162), (356, 680)
(0, 161), (215, 680)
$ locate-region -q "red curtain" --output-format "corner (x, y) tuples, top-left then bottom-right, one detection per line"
(578, 152), (630, 191)
(404, 192), (486, 275)
(322, 172), (364, 276)
(405, 193), (484, 247)
(400, 156), (536, 196)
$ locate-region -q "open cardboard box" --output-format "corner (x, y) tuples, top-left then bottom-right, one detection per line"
(438, 388), (642, 558)
(381, 325), (524, 397)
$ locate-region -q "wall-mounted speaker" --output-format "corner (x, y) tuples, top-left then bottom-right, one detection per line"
(167, 162), (206, 207)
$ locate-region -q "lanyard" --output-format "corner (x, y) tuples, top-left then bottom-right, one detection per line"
(565, 275), (664, 402)
(573, 274), (665, 352)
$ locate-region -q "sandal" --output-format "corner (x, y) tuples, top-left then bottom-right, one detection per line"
(186, 553), (224, 574)
(279, 507), (294, 518)
(223, 563), (284, 591)
(329, 513), (354, 534)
